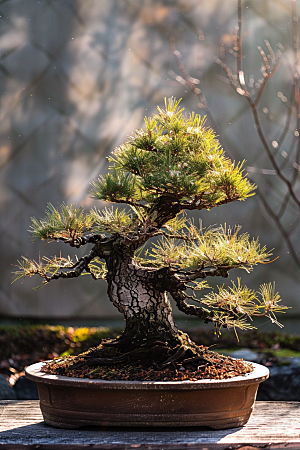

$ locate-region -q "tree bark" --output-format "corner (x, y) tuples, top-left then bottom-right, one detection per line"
(106, 255), (179, 351)
(73, 248), (204, 368)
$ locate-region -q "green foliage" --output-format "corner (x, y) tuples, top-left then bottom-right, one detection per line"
(90, 170), (142, 203)
(27, 99), (257, 246)
(96, 97), (255, 208)
(141, 221), (272, 271)
(200, 279), (288, 333)
(30, 203), (93, 241)
(90, 207), (136, 234)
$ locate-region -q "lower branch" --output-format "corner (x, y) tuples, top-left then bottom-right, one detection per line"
(48, 247), (99, 282)
(170, 289), (215, 323)
(177, 266), (230, 282)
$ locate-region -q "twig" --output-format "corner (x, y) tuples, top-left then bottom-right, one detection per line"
(237, 0), (242, 74)
(257, 188), (300, 269)
(169, 35), (231, 155)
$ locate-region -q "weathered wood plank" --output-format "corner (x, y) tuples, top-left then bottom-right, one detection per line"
(2, 446), (300, 450)
(0, 400), (299, 449)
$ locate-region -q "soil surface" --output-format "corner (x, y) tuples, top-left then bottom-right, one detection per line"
(42, 346), (253, 381)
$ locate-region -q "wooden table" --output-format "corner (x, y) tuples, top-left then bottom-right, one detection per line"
(0, 400), (299, 449)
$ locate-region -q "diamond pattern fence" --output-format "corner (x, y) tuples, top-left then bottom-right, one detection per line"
(0, 0), (299, 324)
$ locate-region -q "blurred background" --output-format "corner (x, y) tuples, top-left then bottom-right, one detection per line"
(1, 0), (299, 332)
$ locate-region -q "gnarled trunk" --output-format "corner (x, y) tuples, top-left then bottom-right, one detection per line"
(67, 253), (202, 369)
(106, 256), (180, 353)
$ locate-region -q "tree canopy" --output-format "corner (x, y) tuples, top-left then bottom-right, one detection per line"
(13, 98), (287, 333)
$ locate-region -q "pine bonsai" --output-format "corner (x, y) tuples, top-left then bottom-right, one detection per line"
(14, 98), (287, 380)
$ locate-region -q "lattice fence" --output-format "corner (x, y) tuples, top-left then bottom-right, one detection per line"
(0, 0), (299, 321)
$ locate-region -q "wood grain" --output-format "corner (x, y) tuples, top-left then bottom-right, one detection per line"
(0, 400), (299, 449)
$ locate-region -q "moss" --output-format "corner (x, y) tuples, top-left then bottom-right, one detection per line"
(272, 348), (300, 358)
(0, 324), (118, 361)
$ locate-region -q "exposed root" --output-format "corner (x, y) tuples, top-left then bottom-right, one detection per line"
(159, 345), (188, 368)
(70, 342), (170, 370)
(41, 329), (254, 380)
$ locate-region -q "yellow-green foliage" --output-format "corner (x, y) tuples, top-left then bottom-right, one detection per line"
(12, 255), (75, 289)
(87, 258), (108, 280)
(90, 98), (255, 207)
(30, 203), (93, 240)
(200, 279), (288, 332)
(30, 202), (146, 243)
(141, 219), (272, 272)
(90, 207), (136, 234)
(28, 99), (256, 245)
(13, 255), (108, 286)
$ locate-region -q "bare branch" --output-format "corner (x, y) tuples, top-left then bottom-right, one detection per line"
(218, 55), (300, 210)
(170, 36), (207, 108)
(255, 45), (282, 106)
(63, 233), (109, 248)
(237, 0), (242, 74)
(257, 188), (300, 270)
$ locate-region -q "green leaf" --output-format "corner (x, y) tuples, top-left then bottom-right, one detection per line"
(30, 203), (93, 241)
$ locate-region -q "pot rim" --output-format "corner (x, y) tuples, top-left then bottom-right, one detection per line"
(25, 361), (269, 390)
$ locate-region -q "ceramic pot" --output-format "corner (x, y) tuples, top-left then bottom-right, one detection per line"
(26, 361), (269, 430)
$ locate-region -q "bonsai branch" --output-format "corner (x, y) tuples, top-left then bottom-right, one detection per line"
(65, 233), (109, 248)
(170, 288), (215, 324)
(48, 249), (99, 282)
(182, 196), (234, 210)
(176, 266), (230, 282)
(13, 246), (105, 286)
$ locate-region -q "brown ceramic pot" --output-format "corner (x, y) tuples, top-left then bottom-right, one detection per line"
(26, 361), (269, 430)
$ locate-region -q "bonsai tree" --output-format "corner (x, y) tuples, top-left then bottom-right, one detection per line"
(14, 98), (286, 379)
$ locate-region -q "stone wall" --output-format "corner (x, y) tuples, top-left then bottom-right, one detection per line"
(1, 0), (299, 322)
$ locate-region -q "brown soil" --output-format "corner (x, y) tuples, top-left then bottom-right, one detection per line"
(42, 346), (253, 381)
